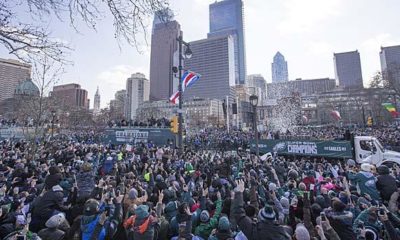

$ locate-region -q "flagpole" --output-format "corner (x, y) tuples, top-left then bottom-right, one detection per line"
(178, 33), (183, 153)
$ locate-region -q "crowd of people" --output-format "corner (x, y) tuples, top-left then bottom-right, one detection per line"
(0, 126), (399, 240)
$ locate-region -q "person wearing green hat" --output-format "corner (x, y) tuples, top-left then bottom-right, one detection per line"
(194, 191), (222, 239)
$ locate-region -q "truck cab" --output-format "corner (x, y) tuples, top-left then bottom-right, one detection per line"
(354, 136), (400, 166)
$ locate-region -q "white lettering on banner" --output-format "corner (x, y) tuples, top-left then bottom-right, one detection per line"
(287, 141), (317, 154)
(115, 130), (149, 142)
(324, 146), (347, 152)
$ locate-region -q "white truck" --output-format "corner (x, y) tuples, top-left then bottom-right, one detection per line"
(253, 136), (400, 166)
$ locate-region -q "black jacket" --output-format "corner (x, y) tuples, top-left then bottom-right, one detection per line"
(233, 192), (291, 240)
(38, 228), (65, 240)
(376, 166), (397, 201)
(32, 185), (68, 220)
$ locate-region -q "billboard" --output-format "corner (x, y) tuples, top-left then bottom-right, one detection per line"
(251, 139), (353, 158)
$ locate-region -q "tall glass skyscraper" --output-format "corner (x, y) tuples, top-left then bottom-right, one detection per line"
(271, 52), (289, 83)
(149, 9), (181, 101)
(208, 0), (246, 85)
(380, 45), (400, 85)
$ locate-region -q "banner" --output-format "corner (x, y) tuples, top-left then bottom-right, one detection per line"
(103, 128), (176, 147)
(250, 139), (353, 158)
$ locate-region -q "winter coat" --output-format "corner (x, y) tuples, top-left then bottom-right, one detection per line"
(76, 171), (95, 198)
(124, 215), (159, 240)
(0, 212), (16, 239)
(195, 199), (222, 239)
(45, 173), (63, 190)
(32, 185), (68, 223)
(68, 203), (122, 240)
(325, 209), (356, 240)
(233, 192), (291, 240)
(38, 228), (65, 240)
(376, 167), (397, 201)
(348, 171), (380, 200)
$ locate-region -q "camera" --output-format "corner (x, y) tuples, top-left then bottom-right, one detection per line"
(379, 207), (385, 215)
(357, 221), (364, 229)
(320, 212), (326, 221)
(16, 235), (26, 240)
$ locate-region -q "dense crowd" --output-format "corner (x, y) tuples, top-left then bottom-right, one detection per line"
(107, 118), (171, 128)
(0, 127), (399, 240)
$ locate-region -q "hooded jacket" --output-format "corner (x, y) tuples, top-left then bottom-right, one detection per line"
(325, 209), (356, 240)
(348, 171), (380, 200)
(233, 192), (291, 240)
(376, 166), (397, 201)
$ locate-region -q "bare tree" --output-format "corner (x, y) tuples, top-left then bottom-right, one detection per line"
(1, 0), (169, 62)
(370, 65), (400, 98)
(14, 56), (64, 140)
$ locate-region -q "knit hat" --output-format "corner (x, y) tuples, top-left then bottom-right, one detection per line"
(347, 159), (356, 167)
(361, 163), (372, 172)
(45, 213), (65, 228)
(288, 169), (298, 180)
(164, 201), (178, 221)
(295, 223), (310, 240)
(128, 188), (138, 200)
(280, 197), (290, 209)
(82, 162), (92, 172)
(156, 174), (164, 182)
(268, 182), (277, 192)
(218, 216), (230, 231)
(49, 166), (60, 175)
(257, 204), (276, 222)
(135, 205), (150, 220)
(200, 210), (210, 222)
(84, 199), (100, 216)
(315, 195), (326, 209)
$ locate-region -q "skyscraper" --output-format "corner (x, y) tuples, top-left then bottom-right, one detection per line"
(93, 87), (100, 114)
(184, 35), (236, 100)
(51, 83), (90, 109)
(380, 45), (400, 85)
(149, 9), (181, 101)
(208, 0), (246, 85)
(125, 73), (150, 120)
(334, 50), (363, 89)
(0, 58), (31, 102)
(271, 52), (288, 83)
(247, 74), (267, 105)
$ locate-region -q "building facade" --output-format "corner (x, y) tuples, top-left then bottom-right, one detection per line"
(271, 52), (288, 83)
(266, 78), (336, 100)
(110, 90), (126, 120)
(184, 35), (236, 101)
(52, 83), (90, 109)
(334, 50), (363, 89)
(380, 45), (400, 85)
(208, 0), (246, 85)
(0, 58), (31, 102)
(136, 98), (225, 128)
(126, 73), (150, 120)
(93, 87), (100, 115)
(247, 74), (267, 105)
(149, 18), (181, 101)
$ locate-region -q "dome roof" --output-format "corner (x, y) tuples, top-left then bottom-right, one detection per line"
(15, 79), (40, 96)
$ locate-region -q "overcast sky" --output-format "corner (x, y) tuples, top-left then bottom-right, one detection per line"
(1, 0), (400, 108)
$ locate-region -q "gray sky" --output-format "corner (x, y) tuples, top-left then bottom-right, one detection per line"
(1, 0), (400, 108)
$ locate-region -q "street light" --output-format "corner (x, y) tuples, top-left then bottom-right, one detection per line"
(51, 110), (56, 138)
(250, 94), (259, 157)
(176, 32), (192, 152)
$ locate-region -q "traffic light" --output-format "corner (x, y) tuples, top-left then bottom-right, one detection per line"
(367, 116), (373, 127)
(170, 116), (178, 134)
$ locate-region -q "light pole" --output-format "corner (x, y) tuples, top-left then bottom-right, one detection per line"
(51, 110), (56, 138)
(250, 94), (259, 157)
(176, 33), (192, 152)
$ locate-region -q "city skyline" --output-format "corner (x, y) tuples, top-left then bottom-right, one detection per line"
(0, 0), (399, 107)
